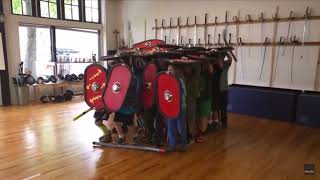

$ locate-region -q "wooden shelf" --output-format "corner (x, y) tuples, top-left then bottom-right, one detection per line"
(152, 15), (320, 30)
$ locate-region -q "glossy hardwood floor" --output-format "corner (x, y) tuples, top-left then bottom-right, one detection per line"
(0, 97), (319, 180)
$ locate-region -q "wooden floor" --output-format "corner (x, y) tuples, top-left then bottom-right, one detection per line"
(0, 97), (319, 180)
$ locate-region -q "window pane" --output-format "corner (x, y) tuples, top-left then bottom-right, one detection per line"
(56, 29), (99, 75)
(85, 7), (92, 22)
(49, 3), (57, 18)
(85, 0), (92, 8)
(40, 1), (49, 17)
(22, 0), (32, 15)
(72, 0), (79, 5)
(72, 6), (79, 20)
(92, 0), (98, 9)
(92, 8), (98, 22)
(65, 0), (72, 4)
(12, 0), (22, 14)
(19, 26), (53, 77)
(64, 5), (72, 19)
(49, 0), (56, 2)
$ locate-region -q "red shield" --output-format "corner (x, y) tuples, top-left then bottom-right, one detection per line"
(103, 64), (132, 112)
(84, 64), (108, 110)
(133, 39), (165, 49)
(156, 72), (181, 119)
(142, 63), (157, 110)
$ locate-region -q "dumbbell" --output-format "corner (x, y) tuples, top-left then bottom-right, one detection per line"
(37, 77), (44, 84)
(65, 74), (72, 81)
(58, 74), (64, 80)
(40, 96), (49, 103)
(49, 75), (57, 83)
(71, 74), (78, 81)
(78, 74), (84, 81)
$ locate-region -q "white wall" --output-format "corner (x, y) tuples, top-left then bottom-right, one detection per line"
(115, 0), (320, 91)
(2, 0), (109, 104)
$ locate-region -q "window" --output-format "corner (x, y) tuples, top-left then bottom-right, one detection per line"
(56, 28), (99, 75)
(84, 0), (99, 23)
(19, 26), (100, 77)
(11, 0), (101, 23)
(11, 0), (32, 15)
(39, 0), (58, 18)
(64, 0), (79, 20)
(19, 26), (54, 77)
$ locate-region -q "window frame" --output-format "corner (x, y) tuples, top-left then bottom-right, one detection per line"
(11, 0), (101, 24)
(61, 0), (81, 21)
(37, 0), (61, 19)
(18, 23), (101, 76)
(83, 0), (101, 24)
(11, 0), (37, 16)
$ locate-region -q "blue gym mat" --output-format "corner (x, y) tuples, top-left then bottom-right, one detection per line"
(296, 91), (320, 127)
(228, 85), (300, 122)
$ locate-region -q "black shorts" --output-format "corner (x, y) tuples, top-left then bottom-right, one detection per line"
(94, 111), (109, 123)
(114, 112), (134, 126)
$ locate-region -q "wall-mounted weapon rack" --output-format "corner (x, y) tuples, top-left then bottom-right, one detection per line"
(152, 16), (320, 30)
(152, 14), (320, 46)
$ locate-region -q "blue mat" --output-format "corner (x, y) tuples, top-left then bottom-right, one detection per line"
(296, 92), (320, 127)
(228, 85), (299, 122)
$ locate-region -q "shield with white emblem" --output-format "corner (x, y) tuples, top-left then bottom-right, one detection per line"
(103, 63), (132, 112)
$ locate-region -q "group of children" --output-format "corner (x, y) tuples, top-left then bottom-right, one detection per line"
(93, 53), (232, 152)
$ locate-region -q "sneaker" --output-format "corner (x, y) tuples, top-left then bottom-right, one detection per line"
(178, 145), (187, 152)
(116, 137), (126, 144)
(206, 123), (218, 133)
(221, 120), (228, 129)
(99, 134), (112, 143)
(195, 134), (207, 143)
(132, 136), (139, 145)
(166, 146), (176, 152)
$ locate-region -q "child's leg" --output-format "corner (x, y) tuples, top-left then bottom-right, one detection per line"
(167, 119), (177, 151)
(187, 100), (196, 141)
(177, 114), (187, 150)
(127, 114), (139, 144)
(113, 113), (126, 144)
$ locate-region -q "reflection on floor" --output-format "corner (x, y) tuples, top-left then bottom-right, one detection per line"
(0, 97), (319, 179)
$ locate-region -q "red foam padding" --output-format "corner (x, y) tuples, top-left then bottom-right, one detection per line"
(157, 73), (181, 119)
(84, 64), (107, 110)
(103, 65), (132, 112)
(143, 63), (157, 110)
(133, 39), (165, 49)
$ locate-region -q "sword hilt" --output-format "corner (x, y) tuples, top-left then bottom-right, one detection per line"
(214, 16), (218, 24)
(305, 7), (311, 18)
(237, 37), (243, 45)
(186, 17), (189, 26)
(232, 16), (239, 22)
(289, 11), (295, 19)
(259, 12), (264, 22)
(245, 14), (251, 22)
(194, 16), (197, 25)
(279, 36), (285, 44)
(204, 13), (208, 24)
(290, 35), (299, 44)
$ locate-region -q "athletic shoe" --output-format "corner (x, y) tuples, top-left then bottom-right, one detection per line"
(99, 134), (112, 143)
